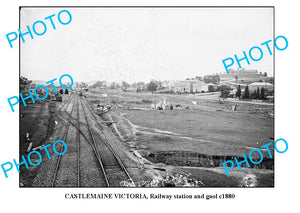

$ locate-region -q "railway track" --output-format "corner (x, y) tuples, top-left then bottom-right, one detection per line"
(55, 94), (111, 186)
(53, 93), (134, 186)
(78, 96), (110, 186)
(79, 96), (134, 186)
(76, 95), (80, 187)
(51, 94), (75, 187)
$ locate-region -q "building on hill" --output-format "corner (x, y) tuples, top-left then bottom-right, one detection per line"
(219, 67), (266, 83)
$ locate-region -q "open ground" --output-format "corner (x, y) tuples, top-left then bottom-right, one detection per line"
(86, 89), (274, 187)
(19, 89), (274, 187)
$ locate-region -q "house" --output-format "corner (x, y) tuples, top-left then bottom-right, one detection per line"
(173, 80), (209, 93)
(249, 82), (274, 92)
(173, 80), (191, 93)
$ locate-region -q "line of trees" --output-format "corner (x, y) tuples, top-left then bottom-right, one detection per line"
(236, 85), (266, 100)
(251, 87), (266, 99)
(121, 80), (162, 93)
(89, 79), (167, 93)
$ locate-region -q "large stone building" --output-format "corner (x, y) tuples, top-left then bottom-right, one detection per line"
(172, 80), (208, 93)
(219, 68), (266, 83)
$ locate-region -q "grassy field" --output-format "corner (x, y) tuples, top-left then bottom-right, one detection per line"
(87, 89), (274, 157)
(18, 89), (274, 187)
(88, 89), (274, 187)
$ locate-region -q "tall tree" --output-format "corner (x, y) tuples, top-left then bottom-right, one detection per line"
(252, 89), (257, 99)
(243, 85), (250, 99)
(236, 85), (241, 99)
(260, 87), (265, 100)
(256, 88), (260, 99)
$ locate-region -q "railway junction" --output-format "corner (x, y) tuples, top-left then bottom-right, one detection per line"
(20, 91), (152, 187)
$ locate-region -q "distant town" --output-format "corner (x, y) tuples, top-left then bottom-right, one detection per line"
(82, 67), (274, 102)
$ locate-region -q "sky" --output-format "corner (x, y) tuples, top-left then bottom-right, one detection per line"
(20, 7), (273, 83)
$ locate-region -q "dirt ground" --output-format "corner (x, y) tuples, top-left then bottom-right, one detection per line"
(19, 98), (60, 186)
(86, 89), (274, 187)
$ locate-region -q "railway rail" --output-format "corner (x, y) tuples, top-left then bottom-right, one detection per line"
(51, 94), (76, 187)
(80, 96), (134, 185)
(80, 96), (134, 186)
(78, 96), (110, 186)
(55, 94), (107, 186)
(54, 93), (134, 186)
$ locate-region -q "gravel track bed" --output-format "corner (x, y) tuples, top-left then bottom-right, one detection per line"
(31, 122), (65, 186)
(78, 133), (107, 186)
(80, 98), (136, 186)
(53, 124), (78, 187)
(33, 94), (148, 187)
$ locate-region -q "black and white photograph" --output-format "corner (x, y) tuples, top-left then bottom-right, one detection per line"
(19, 7), (274, 187)
(2, 0), (300, 211)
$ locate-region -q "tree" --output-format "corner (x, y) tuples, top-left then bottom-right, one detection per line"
(20, 76), (32, 91)
(221, 89), (230, 98)
(136, 82), (145, 92)
(204, 75), (220, 84)
(218, 85), (231, 98)
(217, 85), (232, 98)
(131, 82), (137, 88)
(137, 82), (145, 87)
(251, 89), (257, 99)
(243, 85), (250, 99)
(109, 82), (117, 90)
(260, 87), (265, 100)
(121, 81), (130, 89)
(236, 85), (241, 99)
(80, 82), (88, 88)
(147, 81), (158, 93)
(208, 85), (215, 92)
(256, 88), (260, 99)
(136, 82), (145, 91)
